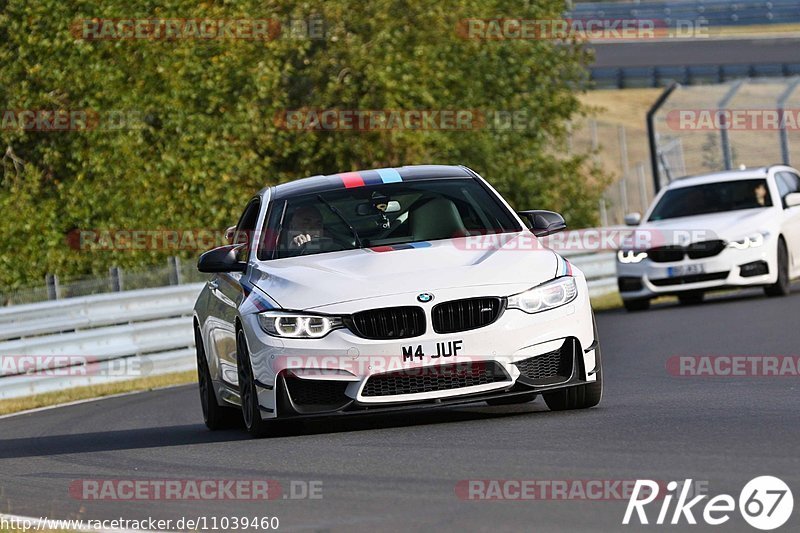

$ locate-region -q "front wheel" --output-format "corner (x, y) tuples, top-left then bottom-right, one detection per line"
(196, 327), (241, 430)
(237, 329), (272, 437)
(765, 239), (791, 297)
(623, 298), (650, 312)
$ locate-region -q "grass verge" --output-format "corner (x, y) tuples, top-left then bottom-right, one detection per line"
(0, 370), (196, 417)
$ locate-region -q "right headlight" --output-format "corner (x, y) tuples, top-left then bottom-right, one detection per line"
(617, 250), (648, 264)
(507, 276), (578, 314)
(727, 232), (766, 250)
(257, 311), (343, 338)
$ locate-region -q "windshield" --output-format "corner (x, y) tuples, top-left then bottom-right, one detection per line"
(648, 179), (772, 221)
(259, 178), (521, 259)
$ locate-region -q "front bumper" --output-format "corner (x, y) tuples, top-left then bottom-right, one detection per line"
(616, 242), (776, 299)
(239, 279), (597, 418)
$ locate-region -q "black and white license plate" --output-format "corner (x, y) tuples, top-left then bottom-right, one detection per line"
(401, 340), (463, 362)
(668, 263), (705, 277)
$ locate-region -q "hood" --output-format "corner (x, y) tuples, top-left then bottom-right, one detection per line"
(251, 233), (559, 309)
(635, 208), (776, 247)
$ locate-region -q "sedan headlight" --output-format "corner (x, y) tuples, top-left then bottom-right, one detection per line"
(507, 276), (578, 314)
(257, 311), (343, 338)
(617, 249), (648, 264)
(727, 232), (765, 250)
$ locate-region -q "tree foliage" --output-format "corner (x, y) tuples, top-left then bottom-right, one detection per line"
(0, 0), (607, 287)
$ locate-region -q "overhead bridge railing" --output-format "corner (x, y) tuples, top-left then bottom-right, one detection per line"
(0, 242), (618, 400)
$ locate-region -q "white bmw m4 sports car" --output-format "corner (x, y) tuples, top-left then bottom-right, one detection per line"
(193, 165), (602, 436)
(617, 165), (800, 311)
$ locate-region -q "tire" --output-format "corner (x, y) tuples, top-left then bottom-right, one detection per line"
(623, 298), (650, 311)
(543, 316), (603, 411)
(765, 239), (791, 297)
(195, 327), (241, 430)
(236, 329), (272, 437)
(486, 393), (537, 406)
(678, 291), (704, 305)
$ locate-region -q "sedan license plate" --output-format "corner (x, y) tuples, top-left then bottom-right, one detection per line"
(668, 263), (705, 277)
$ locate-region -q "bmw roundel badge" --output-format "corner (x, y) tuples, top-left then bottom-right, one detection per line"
(417, 292), (434, 303)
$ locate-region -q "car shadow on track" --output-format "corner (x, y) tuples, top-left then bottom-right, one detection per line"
(601, 283), (799, 315)
(0, 403), (559, 457)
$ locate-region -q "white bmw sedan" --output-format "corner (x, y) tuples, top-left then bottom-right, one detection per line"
(193, 165), (602, 436)
(617, 165), (800, 311)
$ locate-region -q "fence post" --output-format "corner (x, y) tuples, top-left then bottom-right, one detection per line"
(168, 256), (182, 286)
(45, 273), (60, 300)
(718, 79), (745, 171)
(599, 198), (608, 228)
(636, 162), (649, 214)
(109, 266), (123, 292)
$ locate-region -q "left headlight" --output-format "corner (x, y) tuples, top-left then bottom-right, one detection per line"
(727, 232), (766, 250)
(507, 276), (578, 314)
(257, 311), (343, 338)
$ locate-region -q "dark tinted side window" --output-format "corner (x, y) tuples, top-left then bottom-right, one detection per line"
(234, 198), (261, 258)
(776, 172), (800, 207)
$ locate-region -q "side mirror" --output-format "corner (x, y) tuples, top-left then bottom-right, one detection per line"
(518, 210), (567, 237)
(785, 192), (800, 208)
(224, 225), (237, 244)
(624, 212), (642, 226)
(198, 244), (246, 273)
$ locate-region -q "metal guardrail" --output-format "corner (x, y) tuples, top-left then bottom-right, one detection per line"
(591, 63), (800, 89)
(570, 0), (800, 27)
(0, 248), (618, 400)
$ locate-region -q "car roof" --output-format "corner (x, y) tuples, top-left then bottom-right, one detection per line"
(266, 165), (475, 200)
(666, 166), (787, 189)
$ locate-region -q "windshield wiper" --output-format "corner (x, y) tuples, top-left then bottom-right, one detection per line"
(317, 195), (363, 248)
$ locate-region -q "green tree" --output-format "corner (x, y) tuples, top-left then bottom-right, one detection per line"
(0, 0), (607, 288)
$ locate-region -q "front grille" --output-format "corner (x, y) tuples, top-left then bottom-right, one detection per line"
(514, 339), (574, 385)
(650, 271), (729, 286)
(648, 241), (726, 263)
(647, 245), (685, 263)
(349, 306), (425, 339)
(432, 297), (503, 334)
(687, 240), (726, 259)
(361, 361), (508, 397)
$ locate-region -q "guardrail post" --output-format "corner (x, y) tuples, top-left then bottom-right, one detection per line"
(45, 273), (60, 300)
(109, 266), (123, 292)
(168, 256), (182, 286)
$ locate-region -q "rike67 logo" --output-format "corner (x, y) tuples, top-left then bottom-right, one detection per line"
(623, 476), (793, 530)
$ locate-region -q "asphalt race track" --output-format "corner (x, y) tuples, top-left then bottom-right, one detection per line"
(590, 37), (800, 68)
(1, 287), (799, 532)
